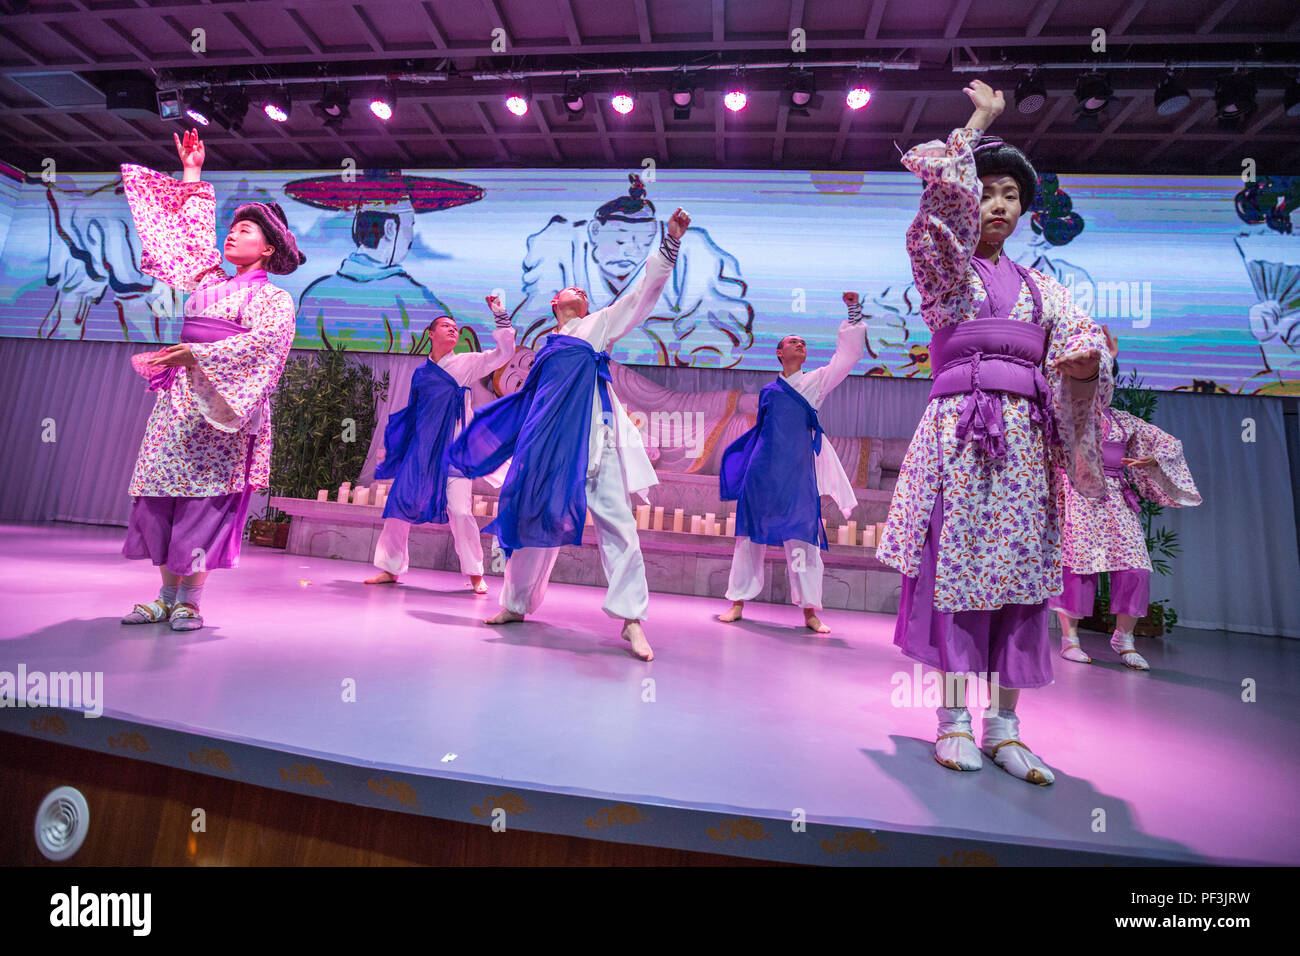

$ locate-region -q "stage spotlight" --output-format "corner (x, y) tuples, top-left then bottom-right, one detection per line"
(369, 81), (396, 121)
(670, 72), (694, 119)
(312, 85), (351, 128)
(212, 88), (249, 132)
(845, 85), (870, 111)
(724, 87), (747, 112)
(1015, 72), (1046, 114)
(263, 86), (291, 122)
(1286, 78), (1300, 118)
(611, 92), (635, 115)
(185, 91), (213, 126)
(788, 69), (815, 107)
(560, 77), (587, 120)
(505, 93), (529, 117)
(1215, 73), (1256, 125)
(1074, 71), (1112, 114)
(1154, 73), (1190, 116)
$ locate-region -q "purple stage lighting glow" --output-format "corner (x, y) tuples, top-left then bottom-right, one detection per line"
(846, 86), (871, 110)
(611, 93), (635, 115)
(505, 95), (529, 116)
(724, 89), (747, 112)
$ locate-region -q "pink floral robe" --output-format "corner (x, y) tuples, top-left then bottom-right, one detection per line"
(120, 164), (296, 498)
(1058, 408), (1201, 574)
(876, 126), (1114, 613)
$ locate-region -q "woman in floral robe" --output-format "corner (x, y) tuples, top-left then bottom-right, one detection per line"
(119, 128), (303, 631)
(1054, 328), (1202, 670)
(876, 81), (1113, 785)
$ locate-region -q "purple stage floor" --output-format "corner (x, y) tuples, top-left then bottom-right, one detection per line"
(2, 520), (1298, 866)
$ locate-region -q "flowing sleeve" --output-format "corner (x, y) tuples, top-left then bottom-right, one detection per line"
(799, 319), (866, 407)
(442, 324), (517, 385)
(901, 127), (982, 303)
(375, 381), (418, 481)
(1115, 409), (1202, 507)
(119, 164), (226, 292)
(1042, 274), (1113, 499)
(187, 288), (296, 433)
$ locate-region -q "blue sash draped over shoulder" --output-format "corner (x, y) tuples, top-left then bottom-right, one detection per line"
(375, 360), (468, 525)
(719, 378), (828, 550)
(448, 334), (611, 555)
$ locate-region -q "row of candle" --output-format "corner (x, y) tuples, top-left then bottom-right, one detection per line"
(314, 489), (884, 547)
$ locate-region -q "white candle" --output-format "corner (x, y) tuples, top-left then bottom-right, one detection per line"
(862, 524), (876, 547)
(489, 499), (498, 517)
(316, 489), (328, 502)
(337, 482), (351, 503)
(837, 525), (849, 545)
(847, 520), (857, 543)
(652, 506), (664, 530)
(690, 515), (702, 534)
(725, 513), (736, 537)
(876, 522), (887, 545)
(473, 497), (487, 516)
(673, 508), (684, 533)
(353, 486), (369, 506)
(636, 504), (651, 529)
(705, 512), (715, 532)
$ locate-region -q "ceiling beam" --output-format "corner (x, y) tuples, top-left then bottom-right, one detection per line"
(943, 0), (974, 39)
(1075, 94), (1146, 162)
(712, 0), (725, 44)
(557, 0), (582, 46)
(829, 108), (853, 165)
(418, 2), (449, 49)
(714, 96), (725, 164)
(633, 0), (652, 44)
(1110, 0), (1148, 36)
(471, 99), (512, 163)
(1207, 103), (1285, 165)
(1022, 93), (1073, 152)
(1140, 99), (1215, 164)
(864, 0), (887, 40)
(788, 0), (805, 36)
(1026, 0), (1058, 38)
(533, 103), (563, 161)
(350, 4), (387, 54)
(772, 103), (788, 163)
(590, 101), (618, 164)
(418, 102), (463, 164)
(647, 91), (669, 164)
(1197, 0), (1241, 34)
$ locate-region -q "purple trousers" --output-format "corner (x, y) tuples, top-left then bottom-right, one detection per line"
(894, 489), (1053, 689)
(1052, 567), (1151, 619)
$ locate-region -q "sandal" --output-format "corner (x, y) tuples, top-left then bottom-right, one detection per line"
(168, 602), (204, 631)
(122, 599), (171, 625)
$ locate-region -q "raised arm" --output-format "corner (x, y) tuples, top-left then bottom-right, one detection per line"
(118, 129), (225, 293)
(903, 81), (1003, 305)
(800, 292), (868, 402)
(441, 295), (519, 385)
(588, 207), (691, 347)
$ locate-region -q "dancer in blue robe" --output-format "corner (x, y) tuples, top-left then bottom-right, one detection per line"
(717, 294), (867, 633)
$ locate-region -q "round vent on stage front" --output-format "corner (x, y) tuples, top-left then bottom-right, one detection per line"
(34, 786), (90, 862)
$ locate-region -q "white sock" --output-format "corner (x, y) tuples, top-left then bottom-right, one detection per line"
(934, 706), (982, 771)
(159, 585), (179, 606)
(176, 582), (205, 609)
(1110, 630), (1149, 670)
(981, 708), (1054, 785)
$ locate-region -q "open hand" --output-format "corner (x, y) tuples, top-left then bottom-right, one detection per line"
(174, 128), (205, 169)
(667, 207), (691, 239)
(963, 79), (1005, 117)
(147, 343), (196, 368)
(1051, 348), (1100, 380)
(1120, 455), (1157, 468)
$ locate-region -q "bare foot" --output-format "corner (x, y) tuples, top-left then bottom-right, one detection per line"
(484, 608), (525, 625)
(717, 602), (743, 623)
(365, 570), (398, 584)
(469, 575), (488, 594)
(804, 612), (830, 634)
(621, 620), (654, 661)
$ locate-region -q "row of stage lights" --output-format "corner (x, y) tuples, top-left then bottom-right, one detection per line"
(172, 68), (1300, 132)
(172, 70), (872, 131)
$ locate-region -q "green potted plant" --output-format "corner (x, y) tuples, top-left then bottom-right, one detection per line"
(1078, 366), (1181, 636)
(247, 348), (389, 548)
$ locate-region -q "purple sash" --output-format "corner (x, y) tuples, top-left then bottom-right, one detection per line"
(134, 314), (251, 392)
(1102, 428), (1142, 513)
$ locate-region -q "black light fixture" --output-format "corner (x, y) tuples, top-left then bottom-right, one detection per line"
(670, 71), (694, 120)
(184, 90), (213, 126)
(1214, 72), (1257, 126)
(1074, 71), (1112, 114)
(1153, 72), (1191, 116)
(262, 86), (292, 122)
(559, 76), (587, 120)
(786, 69), (822, 116)
(212, 88), (249, 132)
(1285, 76), (1300, 118)
(312, 84), (351, 128)
(1015, 71), (1046, 114)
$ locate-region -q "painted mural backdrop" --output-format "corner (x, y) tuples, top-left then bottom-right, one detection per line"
(2, 163), (1297, 394)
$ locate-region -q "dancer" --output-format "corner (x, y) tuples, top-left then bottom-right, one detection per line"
(1053, 327), (1202, 668)
(365, 299), (516, 593)
(716, 293), (867, 633)
(876, 81), (1113, 785)
(449, 207), (694, 661)
(119, 128), (303, 631)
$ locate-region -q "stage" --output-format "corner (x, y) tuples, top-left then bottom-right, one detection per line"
(2, 519), (1297, 866)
